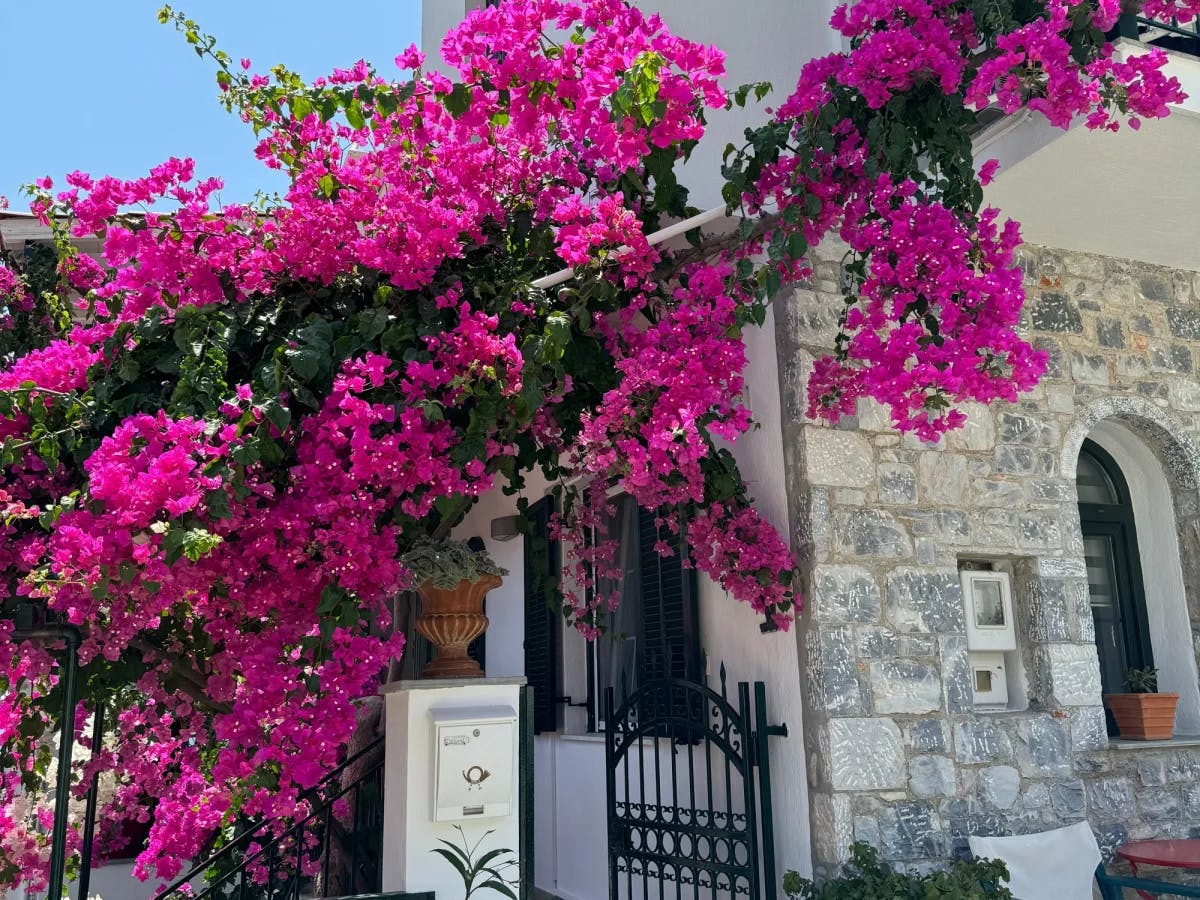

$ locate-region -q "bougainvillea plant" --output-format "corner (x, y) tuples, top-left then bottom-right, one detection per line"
(1, 0), (1196, 890)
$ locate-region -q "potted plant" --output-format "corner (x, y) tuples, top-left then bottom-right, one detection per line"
(401, 538), (508, 679)
(1104, 667), (1179, 740)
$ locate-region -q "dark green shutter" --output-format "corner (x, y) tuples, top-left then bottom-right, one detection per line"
(636, 506), (702, 685)
(523, 497), (561, 734)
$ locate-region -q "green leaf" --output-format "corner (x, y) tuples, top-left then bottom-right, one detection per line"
(443, 83), (471, 117)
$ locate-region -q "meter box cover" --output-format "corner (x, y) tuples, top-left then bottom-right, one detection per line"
(430, 705), (517, 822)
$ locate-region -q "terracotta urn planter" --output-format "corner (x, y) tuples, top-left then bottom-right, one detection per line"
(414, 573), (503, 678)
(1104, 692), (1180, 740)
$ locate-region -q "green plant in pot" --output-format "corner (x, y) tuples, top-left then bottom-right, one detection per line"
(401, 538), (508, 679)
(1104, 666), (1179, 741)
(432, 826), (518, 899)
(782, 842), (1012, 899)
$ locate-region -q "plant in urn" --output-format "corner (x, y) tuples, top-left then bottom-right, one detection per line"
(402, 538), (508, 678)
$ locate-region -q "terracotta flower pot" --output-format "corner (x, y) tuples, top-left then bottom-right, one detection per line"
(414, 573), (503, 678)
(1104, 692), (1179, 740)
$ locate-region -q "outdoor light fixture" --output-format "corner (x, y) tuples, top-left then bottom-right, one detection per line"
(11, 600), (82, 900)
(489, 515), (522, 542)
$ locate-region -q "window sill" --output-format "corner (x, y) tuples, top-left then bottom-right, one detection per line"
(551, 732), (669, 747)
(1109, 734), (1200, 750)
(556, 732), (606, 744)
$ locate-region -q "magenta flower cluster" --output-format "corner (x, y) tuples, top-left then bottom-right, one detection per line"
(0, 0), (1194, 889)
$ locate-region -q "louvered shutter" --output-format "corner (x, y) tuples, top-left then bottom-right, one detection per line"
(636, 506), (702, 685)
(523, 497), (561, 733)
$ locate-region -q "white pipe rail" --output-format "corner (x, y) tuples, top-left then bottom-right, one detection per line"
(531, 204), (729, 290)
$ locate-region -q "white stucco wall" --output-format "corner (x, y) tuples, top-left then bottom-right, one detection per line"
(421, 1), (822, 892)
(420, 0), (841, 209)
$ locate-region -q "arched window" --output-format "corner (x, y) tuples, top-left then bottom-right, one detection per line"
(1077, 439), (1153, 732)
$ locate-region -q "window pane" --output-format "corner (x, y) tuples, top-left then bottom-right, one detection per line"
(595, 495), (641, 711)
(972, 579), (1006, 628)
(1077, 450), (1119, 504)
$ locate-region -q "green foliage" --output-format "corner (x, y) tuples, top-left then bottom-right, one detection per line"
(783, 843), (1013, 900)
(431, 826), (519, 899)
(401, 537), (509, 589)
(1127, 666), (1159, 693)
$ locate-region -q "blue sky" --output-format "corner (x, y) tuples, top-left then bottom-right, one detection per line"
(0, 2), (422, 207)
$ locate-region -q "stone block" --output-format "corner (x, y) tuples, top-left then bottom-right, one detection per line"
(1165, 753), (1200, 783)
(1023, 782), (1050, 808)
(1018, 514), (1062, 549)
(899, 635), (936, 657)
(878, 463), (917, 505)
(1029, 478), (1075, 501)
(906, 719), (949, 753)
(945, 402), (996, 452)
(1040, 644), (1102, 706)
(1096, 319), (1124, 348)
(910, 755), (957, 799)
(1016, 714), (1072, 778)
(835, 509), (912, 559)
(917, 453), (969, 505)
(939, 635), (972, 715)
(854, 815), (881, 849)
(1038, 557), (1087, 578)
(954, 720), (1013, 764)
(979, 766), (1021, 810)
(1026, 578), (1073, 643)
(1050, 779), (1086, 818)
(815, 627), (863, 715)
(1138, 757), (1167, 787)
(1140, 273), (1174, 302)
(811, 793), (854, 863)
(1138, 788), (1181, 822)
(1030, 292), (1083, 332)
(1071, 352), (1110, 385)
(1168, 306), (1200, 340)
(1088, 777), (1136, 818)
(813, 565), (882, 624)
(829, 718), (907, 791)
(869, 659), (942, 714)
(856, 625), (899, 658)
(994, 445), (1056, 476)
(997, 412), (1060, 448)
(1151, 344), (1192, 374)
(806, 428), (876, 487)
(884, 568), (964, 634)
(1182, 783), (1200, 817)
(879, 802), (943, 861)
(1093, 823), (1130, 858)
(903, 509), (970, 542)
(1170, 379), (1200, 412)
(971, 478), (1025, 507)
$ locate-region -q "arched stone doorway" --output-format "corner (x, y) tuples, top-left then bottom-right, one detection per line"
(1064, 399), (1200, 736)
(1076, 438), (1153, 731)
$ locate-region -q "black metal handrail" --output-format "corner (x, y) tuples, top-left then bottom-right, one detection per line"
(1116, 11), (1200, 57)
(151, 736), (386, 900)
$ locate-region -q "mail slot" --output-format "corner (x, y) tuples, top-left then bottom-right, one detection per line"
(430, 705), (516, 822)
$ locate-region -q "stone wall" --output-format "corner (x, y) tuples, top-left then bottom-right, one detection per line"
(776, 241), (1200, 871)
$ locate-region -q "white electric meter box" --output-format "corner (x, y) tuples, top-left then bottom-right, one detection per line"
(961, 570), (1017, 652)
(430, 705), (516, 822)
(969, 650), (1009, 709)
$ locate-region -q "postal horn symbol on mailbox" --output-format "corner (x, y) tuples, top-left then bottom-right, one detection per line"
(463, 765), (491, 790)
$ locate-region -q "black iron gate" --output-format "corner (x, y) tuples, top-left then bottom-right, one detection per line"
(604, 667), (786, 899)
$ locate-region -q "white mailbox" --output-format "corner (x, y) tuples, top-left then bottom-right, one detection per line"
(430, 705), (516, 822)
